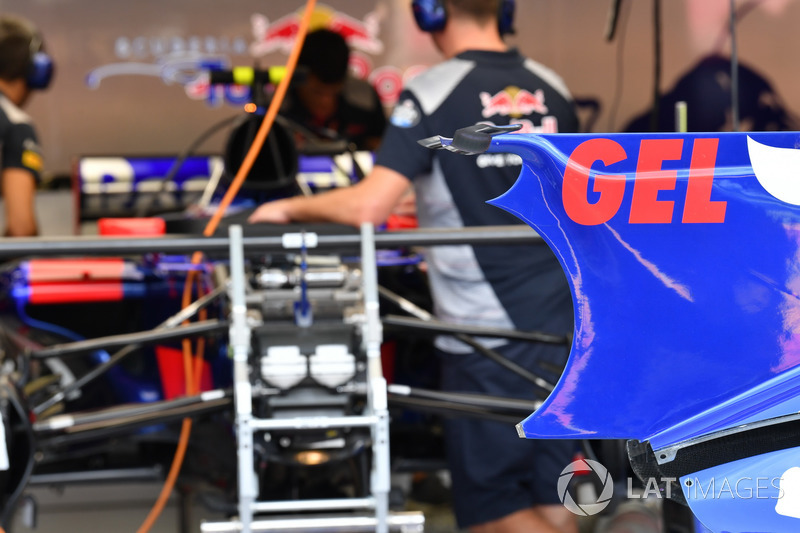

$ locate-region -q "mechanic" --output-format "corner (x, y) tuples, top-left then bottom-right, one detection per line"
(0, 15), (52, 237)
(250, 1), (578, 531)
(281, 28), (387, 152)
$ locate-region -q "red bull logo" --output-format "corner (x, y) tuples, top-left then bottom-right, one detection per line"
(248, 4), (421, 105)
(480, 86), (549, 118)
(250, 4), (383, 57)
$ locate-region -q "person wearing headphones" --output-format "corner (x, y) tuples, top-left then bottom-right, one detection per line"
(250, 2), (578, 530)
(0, 15), (53, 237)
(282, 28), (387, 152)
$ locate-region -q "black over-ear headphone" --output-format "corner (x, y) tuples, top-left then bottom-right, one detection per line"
(412, 0), (515, 35)
(27, 30), (54, 90)
(0, 17), (54, 91)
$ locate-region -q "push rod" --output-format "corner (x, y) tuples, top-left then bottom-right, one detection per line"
(29, 319), (227, 359)
(0, 225), (542, 259)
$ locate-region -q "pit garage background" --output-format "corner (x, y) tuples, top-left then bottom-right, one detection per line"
(0, 1), (796, 532)
(5, 0), (800, 192)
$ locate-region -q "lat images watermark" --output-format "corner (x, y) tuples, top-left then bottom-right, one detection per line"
(682, 476), (783, 501)
(557, 459), (614, 516)
(558, 459), (789, 517)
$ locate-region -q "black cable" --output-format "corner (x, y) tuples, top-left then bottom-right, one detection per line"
(606, 0), (631, 132)
(650, 0), (662, 132)
(729, 0), (739, 131)
(605, 0), (623, 41)
(0, 382), (35, 530)
(136, 113), (245, 217)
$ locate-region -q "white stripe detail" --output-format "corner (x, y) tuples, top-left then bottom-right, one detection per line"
(405, 58), (475, 116)
(0, 94), (32, 125)
(524, 58), (574, 102)
(414, 158), (514, 353)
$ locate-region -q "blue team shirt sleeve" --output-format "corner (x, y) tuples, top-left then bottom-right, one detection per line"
(374, 90), (433, 181)
(3, 122), (43, 183)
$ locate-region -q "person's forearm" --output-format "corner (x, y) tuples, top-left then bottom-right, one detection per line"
(2, 168), (38, 237)
(283, 186), (373, 226)
(249, 165), (412, 227)
(5, 219), (37, 237)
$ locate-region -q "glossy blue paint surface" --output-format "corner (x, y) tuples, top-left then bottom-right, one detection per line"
(485, 132), (800, 449)
(680, 447), (800, 533)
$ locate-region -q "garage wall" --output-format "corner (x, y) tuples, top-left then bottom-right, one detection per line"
(5, 0), (800, 179)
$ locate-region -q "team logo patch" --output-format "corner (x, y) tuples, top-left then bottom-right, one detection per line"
(21, 150), (43, 172)
(480, 86), (548, 118)
(390, 99), (421, 128)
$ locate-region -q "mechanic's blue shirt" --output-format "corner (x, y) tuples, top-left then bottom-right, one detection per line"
(375, 48), (577, 352)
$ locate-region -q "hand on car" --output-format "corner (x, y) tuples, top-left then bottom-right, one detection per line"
(248, 199), (293, 224)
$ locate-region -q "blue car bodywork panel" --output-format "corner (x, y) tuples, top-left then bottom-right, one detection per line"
(482, 132), (800, 449)
(474, 131), (800, 532)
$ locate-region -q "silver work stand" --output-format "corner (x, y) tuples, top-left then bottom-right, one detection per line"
(201, 224), (424, 533)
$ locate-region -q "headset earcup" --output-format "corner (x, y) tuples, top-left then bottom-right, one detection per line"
(498, 0), (516, 35)
(28, 50), (53, 90)
(413, 0), (514, 36)
(412, 0), (447, 33)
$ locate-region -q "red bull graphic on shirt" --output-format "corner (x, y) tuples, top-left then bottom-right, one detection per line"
(480, 86), (549, 118)
(480, 87), (558, 134)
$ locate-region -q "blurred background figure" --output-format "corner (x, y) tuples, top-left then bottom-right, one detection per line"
(281, 28), (387, 152)
(624, 54), (800, 132)
(0, 14), (54, 236)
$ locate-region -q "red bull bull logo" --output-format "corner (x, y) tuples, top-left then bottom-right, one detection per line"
(480, 86), (549, 118)
(250, 4), (383, 57)
(248, 4), (422, 105)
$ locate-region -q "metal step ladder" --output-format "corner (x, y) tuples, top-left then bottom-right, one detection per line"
(201, 224), (424, 533)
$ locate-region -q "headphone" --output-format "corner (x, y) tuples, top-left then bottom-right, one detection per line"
(27, 31), (54, 90)
(412, 0), (515, 35)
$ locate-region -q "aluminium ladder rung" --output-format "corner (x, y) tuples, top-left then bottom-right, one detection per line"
(248, 414), (379, 431)
(251, 496), (374, 513)
(200, 511), (425, 532)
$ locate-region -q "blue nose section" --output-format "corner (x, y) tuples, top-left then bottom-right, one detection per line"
(453, 130), (800, 532)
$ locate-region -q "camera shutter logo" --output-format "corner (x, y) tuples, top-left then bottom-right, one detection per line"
(558, 459), (614, 516)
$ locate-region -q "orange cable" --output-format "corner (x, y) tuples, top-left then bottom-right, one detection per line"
(191, 274), (208, 396)
(200, 0), (317, 239)
(135, 2), (317, 531)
